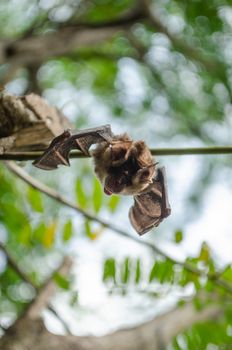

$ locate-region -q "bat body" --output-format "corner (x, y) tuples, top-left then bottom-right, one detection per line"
(33, 125), (171, 235)
(92, 133), (156, 196)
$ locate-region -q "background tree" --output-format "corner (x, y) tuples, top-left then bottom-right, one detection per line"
(0, 0), (232, 349)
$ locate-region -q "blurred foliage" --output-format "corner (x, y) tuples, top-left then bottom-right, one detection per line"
(102, 242), (232, 347)
(53, 272), (71, 290)
(0, 0), (232, 346)
(171, 319), (232, 350)
(102, 242), (220, 294)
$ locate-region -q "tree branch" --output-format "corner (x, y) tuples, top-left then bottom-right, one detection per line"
(0, 93), (70, 149)
(0, 242), (34, 286)
(0, 145), (232, 161)
(0, 296), (223, 350)
(0, 3), (144, 83)
(1, 21), (137, 67)
(4, 161), (232, 296)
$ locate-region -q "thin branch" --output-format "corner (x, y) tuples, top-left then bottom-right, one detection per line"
(5, 161), (232, 296)
(0, 242), (35, 286)
(0, 242), (72, 334)
(0, 145), (232, 161)
(46, 305), (71, 334)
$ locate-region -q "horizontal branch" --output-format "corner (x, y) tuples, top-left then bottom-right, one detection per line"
(0, 291), (222, 350)
(0, 27), (115, 65)
(1, 146), (232, 161)
(5, 161), (232, 296)
(0, 5), (144, 81)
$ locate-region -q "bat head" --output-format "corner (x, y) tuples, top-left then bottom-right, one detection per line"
(93, 136), (156, 196)
(104, 164), (156, 195)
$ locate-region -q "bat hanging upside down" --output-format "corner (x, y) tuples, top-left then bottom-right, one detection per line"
(33, 125), (171, 235)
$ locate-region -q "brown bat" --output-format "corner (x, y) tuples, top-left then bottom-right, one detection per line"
(33, 125), (171, 235)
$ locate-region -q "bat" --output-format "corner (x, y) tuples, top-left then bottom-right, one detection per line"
(33, 125), (171, 235)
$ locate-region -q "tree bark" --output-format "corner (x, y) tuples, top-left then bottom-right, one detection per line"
(0, 93), (70, 151)
(1, 25), (127, 67)
(0, 4), (145, 67)
(0, 300), (222, 350)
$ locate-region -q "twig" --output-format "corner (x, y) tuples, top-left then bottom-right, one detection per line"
(0, 242), (34, 286)
(4, 161), (232, 295)
(47, 305), (71, 334)
(0, 242), (72, 334)
(0, 146), (232, 161)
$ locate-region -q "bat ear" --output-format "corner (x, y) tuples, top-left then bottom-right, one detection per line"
(133, 165), (156, 185)
(132, 141), (153, 168)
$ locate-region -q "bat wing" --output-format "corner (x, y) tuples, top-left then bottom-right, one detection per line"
(33, 124), (113, 170)
(129, 167), (171, 235)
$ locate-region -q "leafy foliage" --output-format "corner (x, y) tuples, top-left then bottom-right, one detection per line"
(0, 0), (231, 346)
(171, 319), (232, 350)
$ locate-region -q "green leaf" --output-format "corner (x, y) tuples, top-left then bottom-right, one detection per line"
(63, 220), (73, 242)
(198, 242), (210, 262)
(33, 222), (46, 242)
(174, 230), (183, 243)
(135, 259), (141, 284)
(43, 222), (57, 248)
(108, 195), (120, 213)
(53, 272), (70, 290)
(121, 257), (130, 284)
(84, 220), (92, 238)
(92, 178), (102, 213)
(149, 260), (174, 284)
(149, 261), (158, 283)
(221, 265), (232, 282)
(27, 187), (43, 213)
(19, 223), (32, 245)
(179, 263), (201, 289)
(75, 179), (87, 208)
(103, 258), (116, 284)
